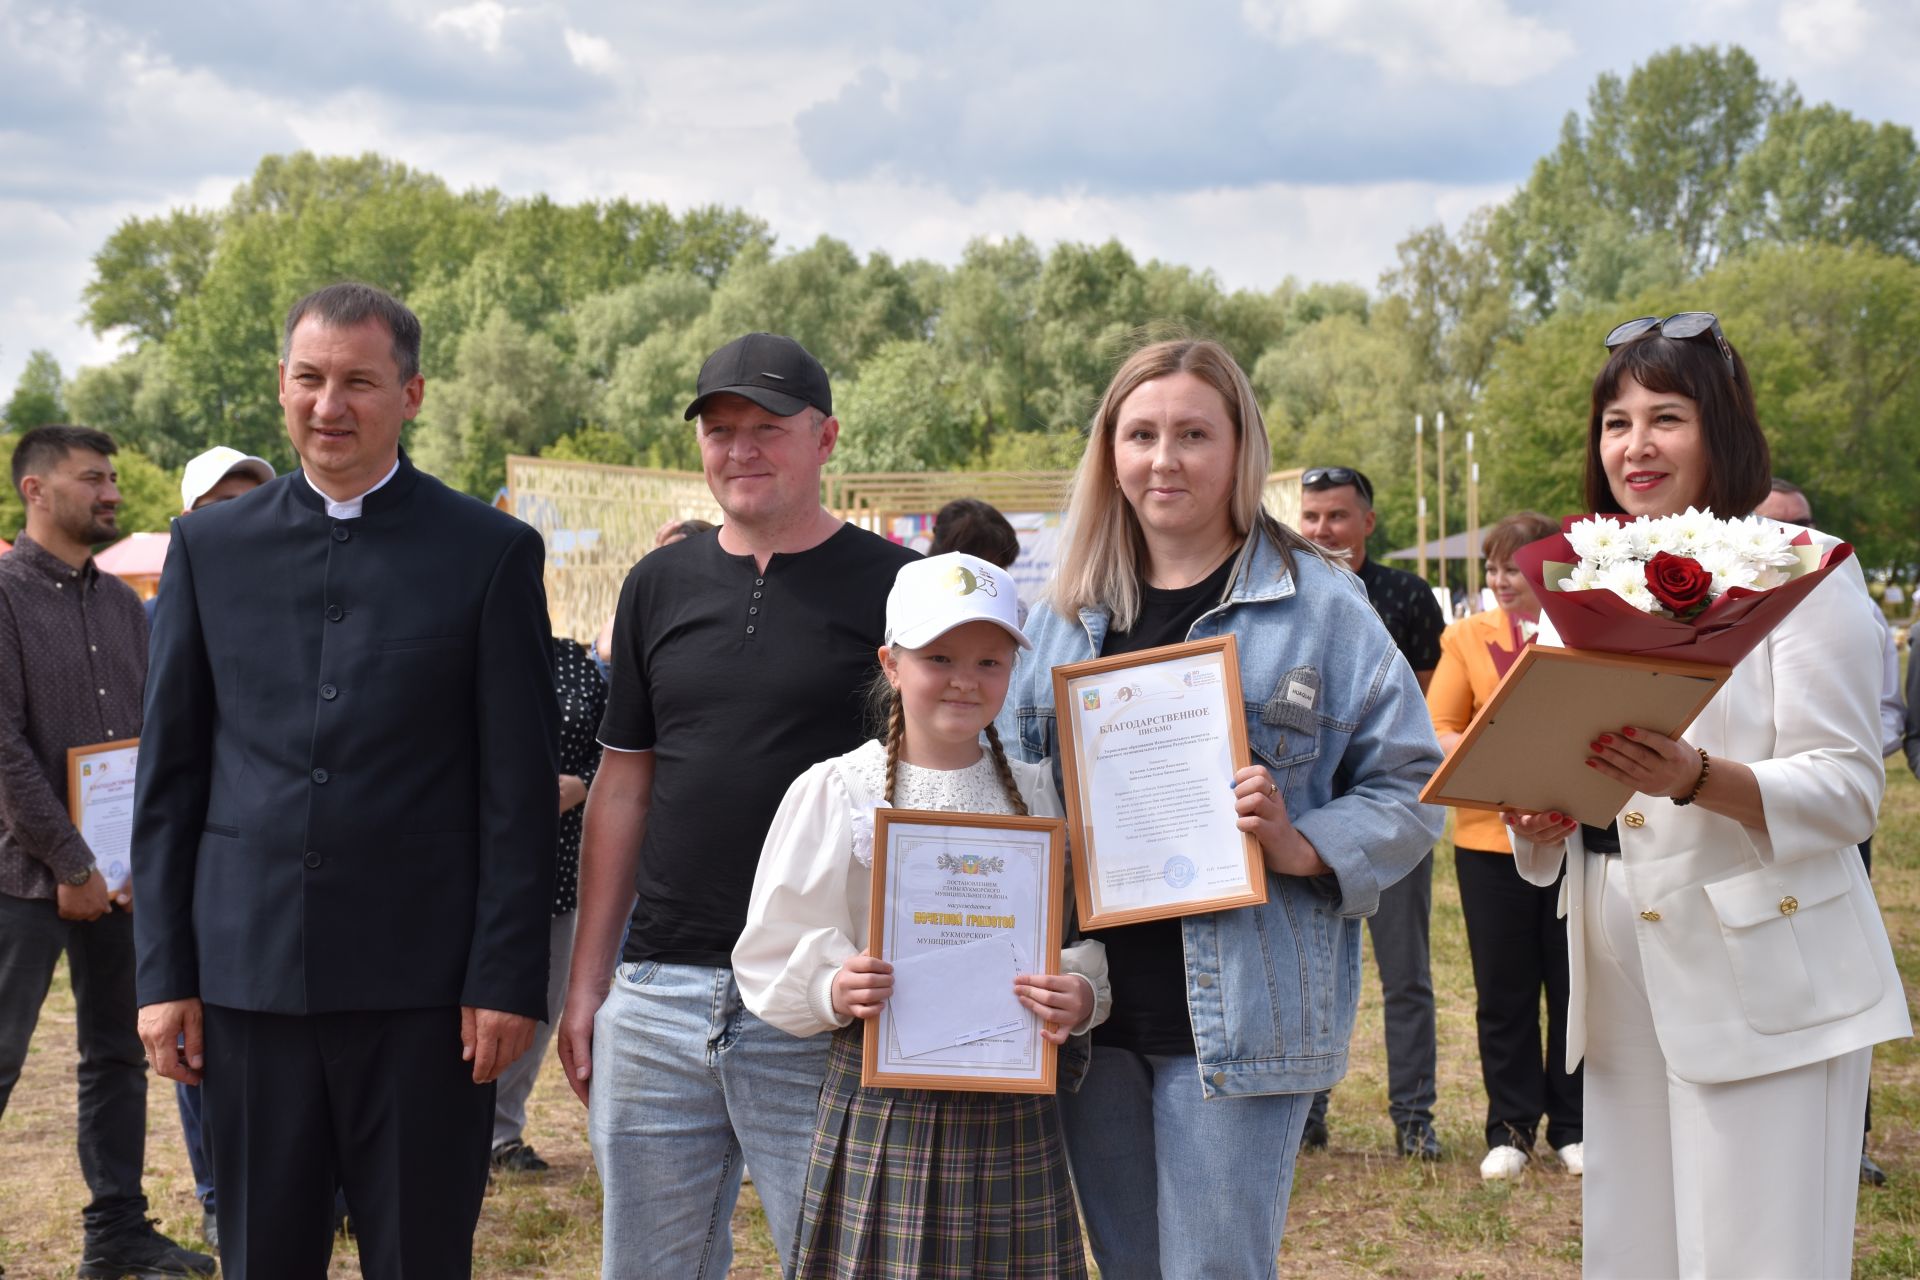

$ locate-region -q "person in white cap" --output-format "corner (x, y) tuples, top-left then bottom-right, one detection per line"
(179, 446), (275, 514)
(734, 551), (1108, 1278)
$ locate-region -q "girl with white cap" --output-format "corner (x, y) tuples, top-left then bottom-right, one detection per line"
(735, 551), (1110, 1279)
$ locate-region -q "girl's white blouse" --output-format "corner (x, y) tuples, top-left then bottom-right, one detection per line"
(734, 738), (1111, 1040)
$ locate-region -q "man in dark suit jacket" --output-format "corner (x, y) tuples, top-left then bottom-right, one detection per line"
(133, 282), (559, 1279)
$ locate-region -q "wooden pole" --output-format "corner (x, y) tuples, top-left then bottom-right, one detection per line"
(1436, 411), (1448, 599)
(1465, 430), (1480, 608)
(1414, 414), (1427, 582)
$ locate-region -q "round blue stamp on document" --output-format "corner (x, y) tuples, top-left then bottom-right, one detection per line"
(1163, 855), (1197, 889)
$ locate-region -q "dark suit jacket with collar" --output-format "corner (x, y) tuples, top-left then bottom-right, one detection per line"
(132, 454), (560, 1020)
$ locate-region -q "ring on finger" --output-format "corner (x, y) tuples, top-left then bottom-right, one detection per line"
(1266, 780), (1277, 797)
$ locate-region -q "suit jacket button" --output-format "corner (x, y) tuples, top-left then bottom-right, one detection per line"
(332, 525), (350, 542)
(1639, 909), (1661, 922)
(311, 768), (329, 784)
(1623, 811), (1646, 828)
(304, 850), (322, 868)
(320, 683), (338, 700)
(325, 604), (343, 622)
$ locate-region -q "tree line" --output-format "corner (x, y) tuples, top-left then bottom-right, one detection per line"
(5, 44), (1918, 573)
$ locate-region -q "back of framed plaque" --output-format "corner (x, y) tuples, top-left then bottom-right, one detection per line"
(1420, 647), (1730, 828)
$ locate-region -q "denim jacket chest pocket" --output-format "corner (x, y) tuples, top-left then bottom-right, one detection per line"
(1250, 665), (1324, 800)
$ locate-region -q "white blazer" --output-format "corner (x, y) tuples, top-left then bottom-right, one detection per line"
(1512, 533), (1910, 1085)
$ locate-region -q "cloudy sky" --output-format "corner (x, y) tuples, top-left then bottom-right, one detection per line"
(4, 0), (1917, 393)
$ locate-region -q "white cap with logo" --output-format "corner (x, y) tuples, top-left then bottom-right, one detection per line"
(181, 446), (275, 511)
(885, 552), (1030, 651)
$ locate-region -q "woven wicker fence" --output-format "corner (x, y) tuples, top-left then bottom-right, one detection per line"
(508, 456), (1306, 643)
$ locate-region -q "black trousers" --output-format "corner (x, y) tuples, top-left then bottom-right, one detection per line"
(200, 1004), (493, 1279)
(0, 894), (149, 1242)
(1454, 846), (1583, 1152)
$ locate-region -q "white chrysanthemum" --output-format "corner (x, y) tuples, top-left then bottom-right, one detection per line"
(1696, 544), (1758, 596)
(1728, 516), (1801, 568)
(1567, 518), (1631, 566)
(1600, 559), (1662, 613)
(1565, 561), (1605, 592)
(1636, 515), (1683, 557)
(1666, 507), (1722, 558)
(1751, 566), (1791, 591)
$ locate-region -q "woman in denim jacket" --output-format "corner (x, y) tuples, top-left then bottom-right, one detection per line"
(998, 339), (1445, 1279)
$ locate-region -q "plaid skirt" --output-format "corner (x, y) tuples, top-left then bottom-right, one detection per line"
(792, 1025), (1089, 1280)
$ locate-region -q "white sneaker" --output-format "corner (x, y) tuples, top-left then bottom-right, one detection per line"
(1480, 1145), (1530, 1181)
(1556, 1142), (1584, 1176)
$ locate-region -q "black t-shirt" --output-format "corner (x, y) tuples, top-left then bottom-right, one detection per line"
(599, 524), (919, 966)
(1089, 553), (1237, 1057)
(1355, 555), (1445, 673)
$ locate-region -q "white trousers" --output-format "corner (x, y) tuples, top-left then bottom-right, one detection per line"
(1582, 855), (1870, 1279)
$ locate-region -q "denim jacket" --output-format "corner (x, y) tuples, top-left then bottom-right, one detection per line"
(998, 524), (1445, 1098)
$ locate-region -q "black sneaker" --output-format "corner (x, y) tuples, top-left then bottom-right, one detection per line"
(1862, 1150), (1888, 1187)
(1397, 1119), (1444, 1161)
(490, 1137), (550, 1173)
(78, 1218), (216, 1278)
(1300, 1115), (1329, 1151)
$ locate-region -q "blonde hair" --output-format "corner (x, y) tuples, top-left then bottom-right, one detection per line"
(1048, 338), (1315, 631)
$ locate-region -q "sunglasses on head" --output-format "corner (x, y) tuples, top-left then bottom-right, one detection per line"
(1604, 312), (1734, 364)
(1301, 466), (1373, 504)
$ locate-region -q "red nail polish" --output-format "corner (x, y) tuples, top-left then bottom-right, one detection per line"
(1549, 812), (1564, 823)
(1598, 734), (1613, 745)
(1622, 727), (1637, 738)
(1589, 742), (1604, 753)
(1585, 758), (1599, 768)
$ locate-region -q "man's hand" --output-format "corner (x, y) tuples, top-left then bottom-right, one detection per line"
(555, 985), (605, 1106)
(56, 869), (110, 921)
(558, 774), (588, 813)
(139, 998), (205, 1085)
(461, 1006), (537, 1084)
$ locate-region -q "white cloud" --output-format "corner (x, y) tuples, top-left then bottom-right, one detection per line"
(1778, 0), (1872, 63)
(428, 1), (516, 55)
(1243, 0), (1575, 87)
(563, 27), (618, 76)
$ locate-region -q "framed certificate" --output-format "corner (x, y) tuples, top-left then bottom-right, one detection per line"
(67, 737), (139, 894)
(863, 808), (1068, 1094)
(1052, 635), (1267, 930)
(1421, 646), (1731, 827)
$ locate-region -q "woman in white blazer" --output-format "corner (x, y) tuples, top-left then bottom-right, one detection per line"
(1505, 313), (1910, 1279)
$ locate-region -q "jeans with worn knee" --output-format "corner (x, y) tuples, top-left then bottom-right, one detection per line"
(1060, 1045), (1310, 1279)
(589, 961), (831, 1280)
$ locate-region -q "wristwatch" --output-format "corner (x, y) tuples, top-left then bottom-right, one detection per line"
(63, 864), (96, 886)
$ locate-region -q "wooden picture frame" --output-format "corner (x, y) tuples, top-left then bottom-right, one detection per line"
(1051, 635), (1267, 930)
(862, 808), (1068, 1094)
(1420, 647), (1732, 828)
(67, 737), (140, 894)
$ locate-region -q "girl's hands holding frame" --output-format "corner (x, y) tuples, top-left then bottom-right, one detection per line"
(832, 951), (893, 1020)
(1015, 973), (1094, 1045)
(1234, 764), (1331, 877)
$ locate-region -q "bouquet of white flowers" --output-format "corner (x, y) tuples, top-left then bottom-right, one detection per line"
(1559, 508), (1809, 618)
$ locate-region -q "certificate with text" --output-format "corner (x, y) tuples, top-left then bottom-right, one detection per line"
(1053, 636), (1266, 929)
(863, 809), (1067, 1094)
(67, 738), (139, 894)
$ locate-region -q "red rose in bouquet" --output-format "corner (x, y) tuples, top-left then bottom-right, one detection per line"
(1644, 552), (1712, 616)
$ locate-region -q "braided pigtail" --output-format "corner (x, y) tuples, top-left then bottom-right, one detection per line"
(883, 690), (906, 806)
(983, 723), (1030, 817)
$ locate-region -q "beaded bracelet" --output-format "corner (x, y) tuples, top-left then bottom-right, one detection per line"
(1671, 748), (1711, 806)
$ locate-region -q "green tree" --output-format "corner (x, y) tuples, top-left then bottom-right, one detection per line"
(83, 209), (220, 345)
(412, 308), (588, 496)
(1723, 102), (1920, 259)
(4, 350), (67, 431)
(111, 448), (181, 534)
(831, 341), (975, 473)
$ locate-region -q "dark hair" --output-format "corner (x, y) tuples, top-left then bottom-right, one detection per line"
(282, 282), (423, 382)
(929, 498), (1019, 569)
(12, 425), (117, 499)
(670, 518), (716, 539)
(1482, 510), (1558, 566)
(1767, 477), (1811, 519)
(1584, 332), (1770, 517)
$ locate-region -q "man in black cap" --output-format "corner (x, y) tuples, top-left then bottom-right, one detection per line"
(558, 333), (916, 1278)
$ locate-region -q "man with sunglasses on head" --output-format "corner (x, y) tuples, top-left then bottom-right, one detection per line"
(1296, 465), (1447, 1160)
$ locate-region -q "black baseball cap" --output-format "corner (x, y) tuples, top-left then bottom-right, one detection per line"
(683, 332), (833, 421)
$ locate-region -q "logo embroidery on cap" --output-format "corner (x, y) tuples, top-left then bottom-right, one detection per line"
(942, 565), (998, 597)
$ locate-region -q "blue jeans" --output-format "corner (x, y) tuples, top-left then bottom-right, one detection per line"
(175, 1083), (216, 1208)
(589, 961), (831, 1280)
(1059, 1046), (1310, 1279)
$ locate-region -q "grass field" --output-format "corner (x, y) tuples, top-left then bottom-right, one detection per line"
(4, 763), (1916, 1278)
